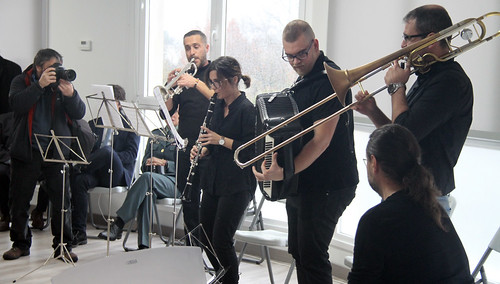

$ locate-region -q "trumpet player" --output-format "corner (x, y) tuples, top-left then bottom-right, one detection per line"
(354, 5), (473, 215)
(164, 30), (214, 243)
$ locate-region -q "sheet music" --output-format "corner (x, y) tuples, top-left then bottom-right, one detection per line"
(153, 88), (186, 149)
(120, 101), (156, 138)
(90, 84), (123, 129)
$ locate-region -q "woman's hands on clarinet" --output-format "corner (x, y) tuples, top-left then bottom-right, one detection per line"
(197, 126), (221, 146)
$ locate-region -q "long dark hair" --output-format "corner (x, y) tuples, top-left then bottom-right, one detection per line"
(366, 124), (447, 230)
(206, 56), (251, 89)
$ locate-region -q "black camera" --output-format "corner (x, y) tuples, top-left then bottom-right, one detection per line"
(51, 63), (77, 82)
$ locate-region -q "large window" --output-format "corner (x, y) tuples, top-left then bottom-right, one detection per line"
(146, 0), (211, 94)
(145, 0), (301, 103)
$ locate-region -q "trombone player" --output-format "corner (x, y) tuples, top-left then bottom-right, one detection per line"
(254, 20), (359, 284)
(354, 5), (473, 215)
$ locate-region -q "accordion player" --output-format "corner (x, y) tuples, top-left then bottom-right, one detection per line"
(254, 90), (302, 201)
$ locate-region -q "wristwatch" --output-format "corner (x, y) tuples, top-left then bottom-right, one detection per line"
(387, 82), (406, 95)
(218, 136), (225, 146)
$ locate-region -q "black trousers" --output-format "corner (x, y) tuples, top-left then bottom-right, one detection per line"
(9, 150), (73, 250)
(177, 150), (201, 240)
(0, 163), (10, 217)
(200, 190), (252, 284)
(71, 146), (126, 233)
(287, 186), (356, 284)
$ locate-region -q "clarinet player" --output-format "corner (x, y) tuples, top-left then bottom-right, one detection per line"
(190, 56), (255, 284)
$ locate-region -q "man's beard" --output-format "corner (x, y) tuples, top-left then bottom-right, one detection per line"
(368, 176), (382, 198)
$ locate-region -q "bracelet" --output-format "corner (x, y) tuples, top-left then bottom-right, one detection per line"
(194, 79), (200, 89)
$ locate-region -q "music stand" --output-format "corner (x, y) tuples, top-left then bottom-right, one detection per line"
(151, 87), (188, 247)
(179, 224), (227, 284)
(86, 85), (137, 256)
(120, 102), (175, 248)
(14, 130), (89, 283)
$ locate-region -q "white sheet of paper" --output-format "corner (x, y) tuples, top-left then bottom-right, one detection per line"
(120, 101), (152, 137)
(153, 88), (186, 149)
(90, 84), (123, 129)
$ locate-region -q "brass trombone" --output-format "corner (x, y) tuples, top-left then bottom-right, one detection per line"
(234, 11), (500, 169)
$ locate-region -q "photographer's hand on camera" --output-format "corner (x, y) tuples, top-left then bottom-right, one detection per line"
(58, 79), (75, 97)
(38, 66), (57, 89)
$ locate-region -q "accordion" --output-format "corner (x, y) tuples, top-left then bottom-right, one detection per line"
(254, 90), (302, 201)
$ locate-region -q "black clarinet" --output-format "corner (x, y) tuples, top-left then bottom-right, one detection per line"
(181, 93), (218, 202)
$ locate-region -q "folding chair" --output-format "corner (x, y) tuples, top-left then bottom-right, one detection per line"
(122, 198), (183, 251)
(471, 225), (500, 283)
(234, 196), (294, 284)
(88, 186), (129, 229)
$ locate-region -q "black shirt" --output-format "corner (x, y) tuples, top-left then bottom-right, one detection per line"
(171, 62), (211, 147)
(291, 51), (358, 192)
(348, 190), (473, 283)
(394, 59), (473, 195)
(201, 93), (256, 196)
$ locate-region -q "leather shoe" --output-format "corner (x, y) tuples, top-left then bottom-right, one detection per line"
(72, 230), (88, 246)
(3, 247), (30, 260)
(97, 222), (123, 241)
(0, 215), (10, 232)
(31, 209), (45, 230)
(54, 249), (78, 263)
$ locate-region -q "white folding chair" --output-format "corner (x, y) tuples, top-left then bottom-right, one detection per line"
(234, 196), (294, 284)
(471, 225), (500, 283)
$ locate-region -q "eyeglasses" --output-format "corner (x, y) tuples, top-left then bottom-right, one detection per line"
(402, 33), (428, 41)
(363, 158), (367, 166)
(282, 40), (314, 62)
(208, 78), (228, 89)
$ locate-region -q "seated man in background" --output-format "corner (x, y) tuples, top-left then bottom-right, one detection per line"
(348, 124), (473, 283)
(70, 84), (140, 246)
(97, 112), (180, 250)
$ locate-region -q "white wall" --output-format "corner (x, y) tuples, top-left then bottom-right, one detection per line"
(0, 0), (44, 69)
(326, 0), (500, 138)
(46, 0), (144, 120)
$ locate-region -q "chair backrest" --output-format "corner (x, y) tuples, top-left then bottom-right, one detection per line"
(489, 226), (500, 252)
(448, 195), (457, 216)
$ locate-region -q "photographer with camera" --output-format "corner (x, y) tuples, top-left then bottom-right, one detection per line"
(3, 48), (85, 262)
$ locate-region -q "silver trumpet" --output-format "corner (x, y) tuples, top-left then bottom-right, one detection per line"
(154, 58), (198, 101)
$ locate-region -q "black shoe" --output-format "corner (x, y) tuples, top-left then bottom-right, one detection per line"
(3, 247), (30, 260)
(138, 244), (149, 250)
(0, 215), (10, 232)
(97, 222), (123, 241)
(54, 249), (78, 263)
(72, 230), (88, 246)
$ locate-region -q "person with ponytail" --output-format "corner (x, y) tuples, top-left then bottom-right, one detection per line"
(190, 56), (255, 283)
(348, 124), (472, 283)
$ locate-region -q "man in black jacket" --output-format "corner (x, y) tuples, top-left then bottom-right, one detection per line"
(354, 5), (473, 215)
(3, 49), (85, 262)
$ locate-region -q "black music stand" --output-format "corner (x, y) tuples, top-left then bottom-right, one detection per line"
(14, 130), (89, 283)
(86, 85), (137, 256)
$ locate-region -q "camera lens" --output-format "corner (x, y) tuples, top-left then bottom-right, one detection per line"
(51, 63), (77, 82)
(62, 69), (77, 81)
